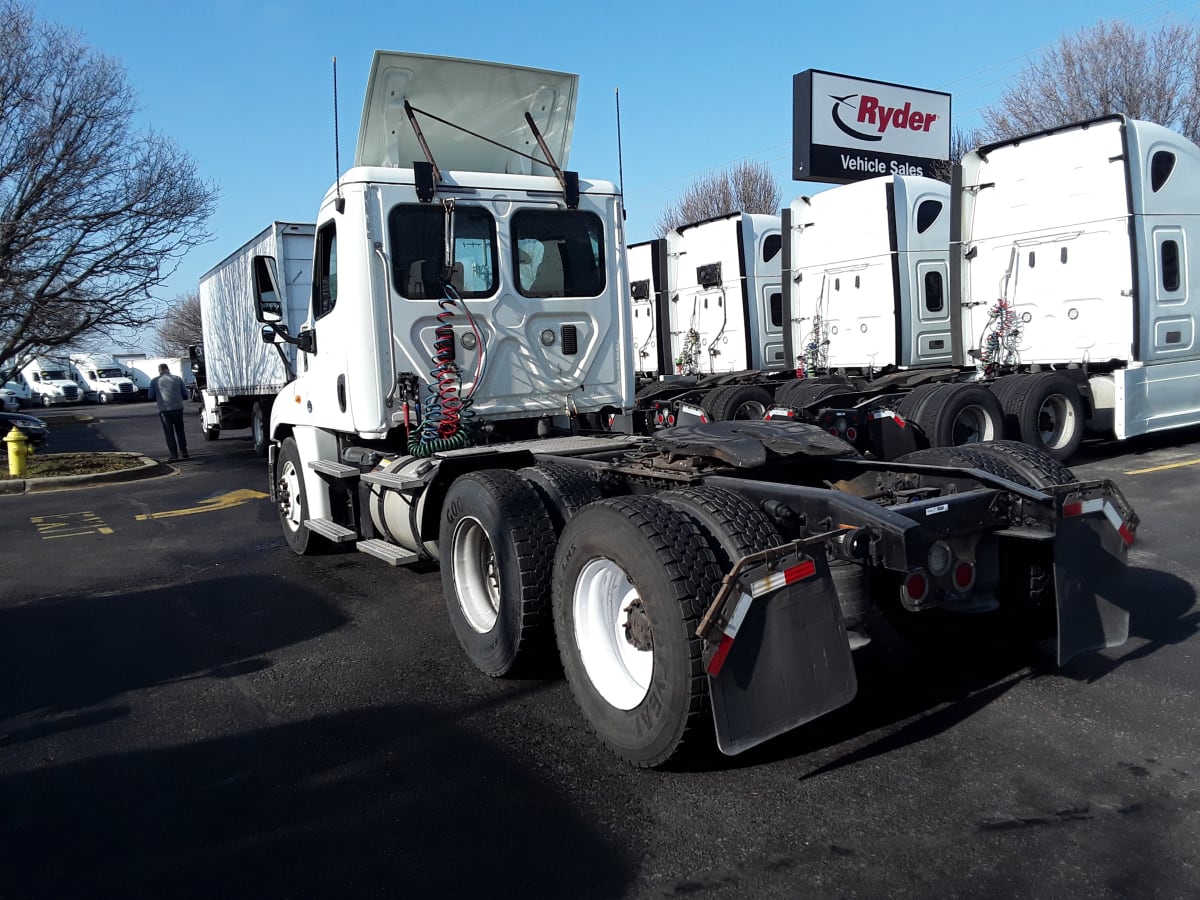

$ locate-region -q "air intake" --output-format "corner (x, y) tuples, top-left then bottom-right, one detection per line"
(561, 324), (578, 355)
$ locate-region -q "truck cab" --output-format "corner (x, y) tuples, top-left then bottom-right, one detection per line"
(69, 354), (138, 403)
(20, 358), (82, 407)
(261, 52), (632, 525)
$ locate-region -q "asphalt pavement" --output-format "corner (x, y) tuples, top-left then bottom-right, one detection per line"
(1, 403), (1197, 898)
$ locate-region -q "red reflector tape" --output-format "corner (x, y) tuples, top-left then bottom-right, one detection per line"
(1062, 498), (1134, 545)
(708, 561), (817, 677)
(748, 559), (817, 597)
(707, 635), (734, 675)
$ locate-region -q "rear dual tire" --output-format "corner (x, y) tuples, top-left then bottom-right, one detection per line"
(553, 497), (725, 767)
(990, 373), (1084, 461)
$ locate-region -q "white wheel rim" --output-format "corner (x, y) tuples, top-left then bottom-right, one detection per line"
(279, 459), (303, 532)
(952, 404), (996, 444)
(1038, 394), (1076, 451)
(451, 516), (501, 634)
(573, 557), (653, 710)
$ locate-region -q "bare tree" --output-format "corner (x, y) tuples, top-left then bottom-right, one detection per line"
(151, 290), (203, 357)
(0, 2), (216, 380)
(928, 126), (988, 183)
(655, 159), (781, 236)
(984, 19), (1200, 142)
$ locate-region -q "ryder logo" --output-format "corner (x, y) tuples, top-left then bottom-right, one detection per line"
(830, 93), (939, 142)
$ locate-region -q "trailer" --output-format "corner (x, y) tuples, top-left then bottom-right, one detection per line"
(197, 221), (315, 455)
(776, 117), (1200, 461)
(253, 51), (1138, 767)
(123, 356), (195, 400)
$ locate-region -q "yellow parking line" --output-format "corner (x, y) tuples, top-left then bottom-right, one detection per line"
(1124, 458), (1200, 476)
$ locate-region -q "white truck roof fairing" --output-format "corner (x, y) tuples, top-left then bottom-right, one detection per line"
(957, 116), (1139, 367)
(669, 212), (784, 374)
(628, 240), (664, 376)
(356, 51), (577, 176)
(789, 175), (949, 371)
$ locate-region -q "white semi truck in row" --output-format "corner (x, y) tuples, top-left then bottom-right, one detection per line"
(773, 116), (1200, 462)
(197, 221), (315, 455)
(3, 357), (83, 407)
(69, 353), (140, 403)
(628, 212), (787, 426)
(238, 51), (1140, 768)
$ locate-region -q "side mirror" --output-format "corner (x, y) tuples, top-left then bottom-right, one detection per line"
(252, 255), (284, 323)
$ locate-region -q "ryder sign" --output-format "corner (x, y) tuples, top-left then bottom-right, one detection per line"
(793, 70), (951, 184)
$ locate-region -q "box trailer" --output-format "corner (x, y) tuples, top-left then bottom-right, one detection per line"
(197, 222), (315, 455)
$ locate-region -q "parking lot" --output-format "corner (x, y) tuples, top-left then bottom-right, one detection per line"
(1, 401), (1198, 898)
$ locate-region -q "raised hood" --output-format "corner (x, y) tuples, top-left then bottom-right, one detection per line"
(355, 51), (577, 176)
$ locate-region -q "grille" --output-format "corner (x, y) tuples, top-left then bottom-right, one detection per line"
(62, 385), (79, 400)
(561, 324), (578, 355)
(118, 383), (134, 393)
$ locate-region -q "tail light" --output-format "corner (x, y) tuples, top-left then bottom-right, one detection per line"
(903, 571), (929, 603)
(845, 426), (858, 442)
(953, 561), (975, 591)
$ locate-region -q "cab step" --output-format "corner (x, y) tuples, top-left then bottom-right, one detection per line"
(357, 539), (418, 566)
(360, 471), (426, 492)
(304, 518), (357, 543)
(308, 459), (360, 479)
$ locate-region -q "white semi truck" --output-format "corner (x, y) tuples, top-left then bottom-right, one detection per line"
(197, 222), (315, 455)
(777, 117), (1200, 462)
(256, 50), (1138, 767)
(14, 357), (83, 407)
(69, 353), (140, 403)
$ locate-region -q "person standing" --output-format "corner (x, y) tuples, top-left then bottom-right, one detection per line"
(148, 363), (189, 461)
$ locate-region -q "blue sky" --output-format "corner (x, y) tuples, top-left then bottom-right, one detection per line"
(31, 0), (1200, 352)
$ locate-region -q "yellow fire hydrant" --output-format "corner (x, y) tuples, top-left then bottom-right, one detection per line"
(5, 426), (32, 478)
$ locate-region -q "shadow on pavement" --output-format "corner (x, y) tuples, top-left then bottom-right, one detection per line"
(39, 416), (120, 453)
(0, 575), (348, 721)
(0, 701), (634, 899)
(1062, 564), (1198, 683)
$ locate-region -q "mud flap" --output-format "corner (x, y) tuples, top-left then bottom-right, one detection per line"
(706, 554), (857, 756)
(1053, 513), (1130, 666)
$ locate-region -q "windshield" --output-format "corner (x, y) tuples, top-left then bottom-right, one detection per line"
(98, 367), (124, 378)
(42, 369), (67, 380)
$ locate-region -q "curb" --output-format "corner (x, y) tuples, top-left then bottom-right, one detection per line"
(0, 454), (172, 494)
